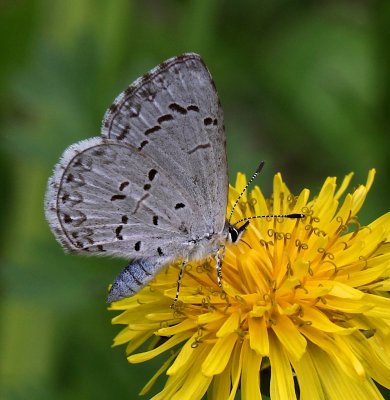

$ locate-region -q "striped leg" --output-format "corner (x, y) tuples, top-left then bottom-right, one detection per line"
(171, 259), (187, 306)
(215, 245), (226, 288)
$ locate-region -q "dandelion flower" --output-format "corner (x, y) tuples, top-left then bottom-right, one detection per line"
(110, 170), (390, 400)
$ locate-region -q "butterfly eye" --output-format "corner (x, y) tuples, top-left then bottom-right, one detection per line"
(228, 221), (250, 244)
(228, 226), (239, 243)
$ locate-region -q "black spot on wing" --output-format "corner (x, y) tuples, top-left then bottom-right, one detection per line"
(187, 105), (199, 112)
(119, 181), (129, 191)
(138, 140), (149, 150)
(145, 125), (161, 135)
(115, 225), (123, 240)
(204, 117), (213, 126)
(63, 192), (83, 206)
(118, 125), (130, 141)
(169, 103), (187, 115)
(157, 114), (174, 124)
(175, 203), (185, 209)
(121, 215), (128, 224)
(111, 194), (126, 201)
(135, 241), (141, 251)
(153, 216), (158, 226)
(148, 169), (157, 181)
(144, 184), (151, 191)
(61, 193), (70, 204)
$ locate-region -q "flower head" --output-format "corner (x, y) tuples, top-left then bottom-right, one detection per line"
(110, 170), (390, 400)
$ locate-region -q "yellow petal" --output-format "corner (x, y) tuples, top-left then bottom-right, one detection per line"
(197, 311), (225, 325)
(362, 293), (390, 318)
(150, 373), (185, 400)
(124, 332), (154, 355)
(333, 335), (366, 377)
(326, 281), (364, 299)
(241, 339), (262, 400)
(312, 178), (337, 214)
(146, 312), (177, 321)
(216, 311), (240, 337)
(202, 333), (237, 376)
(167, 333), (198, 375)
(271, 314), (307, 361)
(319, 295), (373, 314)
(228, 339), (243, 400)
(269, 331), (297, 400)
(156, 318), (196, 336)
(311, 346), (383, 399)
(338, 258), (389, 287)
(251, 186), (270, 217)
(236, 249), (269, 293)
(207, 360), (231, 400)
(272, 173), (286, 214)
(290, 346), (325, 400)
(234, 173), (248, 202)
(351, 169), (376, 215)
(128, 331), (192, 363)
(301, 305), (355, 333)
(151, 345), (211, 400)
(248, 316), (269, 356)
(113, 326), (146, 346)
(348, 333), (390, 387)
(300, 325), (361, 379)
(325, 194), (353, 236)
(334, 172), (354, 200)
(171, 356), (212, 400)
(140, 351), (178, 396)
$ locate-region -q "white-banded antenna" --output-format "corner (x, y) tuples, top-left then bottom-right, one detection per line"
(228, 161), (265, 223)
(228, 161), (304, 225)
(234, 213), (304, 225)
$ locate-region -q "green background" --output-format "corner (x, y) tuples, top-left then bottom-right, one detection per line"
(1, 1), (389, 399)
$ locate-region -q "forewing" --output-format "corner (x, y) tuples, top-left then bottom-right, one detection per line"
(45, 137), (196, 259)
(101, 53), (228, 237)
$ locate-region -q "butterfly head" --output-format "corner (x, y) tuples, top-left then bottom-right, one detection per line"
(227, 220), (250, 244)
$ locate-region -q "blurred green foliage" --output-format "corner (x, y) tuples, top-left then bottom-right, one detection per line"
(0, 1), (389, 399)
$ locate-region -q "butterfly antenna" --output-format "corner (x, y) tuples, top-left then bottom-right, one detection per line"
(228, 161), (265, 224)
(234, 213), (305, 225)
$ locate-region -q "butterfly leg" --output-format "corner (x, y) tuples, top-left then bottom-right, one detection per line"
(171, 259), (187, 307)
(215, 245), (226, 288)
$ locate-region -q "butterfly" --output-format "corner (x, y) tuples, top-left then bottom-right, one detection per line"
(44, 53), (252, 303)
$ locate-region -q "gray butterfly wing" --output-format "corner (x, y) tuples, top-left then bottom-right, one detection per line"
(101, 53), (228, 238)
(45, 53), (227, 266)
(45, 137), (197, 259)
